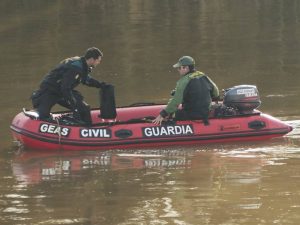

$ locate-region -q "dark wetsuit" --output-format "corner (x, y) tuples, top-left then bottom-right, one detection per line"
(31, 56), (104, 124)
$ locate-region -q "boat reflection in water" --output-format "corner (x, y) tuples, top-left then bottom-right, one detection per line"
(12, 148), (196, 185)
(9, 137), (298, 225)
(11, 140), (287, 185)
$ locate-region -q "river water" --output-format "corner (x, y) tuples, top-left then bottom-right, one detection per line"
(1, 1), (300, 224)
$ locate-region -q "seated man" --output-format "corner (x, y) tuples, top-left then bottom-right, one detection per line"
(153, 56), (219, 125)
(31, 47), (106, 125)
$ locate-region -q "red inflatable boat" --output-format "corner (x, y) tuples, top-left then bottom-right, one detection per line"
(10, 85), (293, 151)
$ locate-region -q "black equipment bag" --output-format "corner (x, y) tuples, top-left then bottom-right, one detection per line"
(99, 84), (117, 119)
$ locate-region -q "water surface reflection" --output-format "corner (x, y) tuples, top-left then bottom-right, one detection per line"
(3, 136), (299, 224)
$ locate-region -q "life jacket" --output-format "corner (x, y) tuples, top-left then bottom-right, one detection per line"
(182, 72), (214, 117)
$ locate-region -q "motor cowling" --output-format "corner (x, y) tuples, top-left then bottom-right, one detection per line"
(223, 85), (261, 113)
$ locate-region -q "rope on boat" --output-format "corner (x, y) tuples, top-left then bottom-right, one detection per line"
(55, 117), (62, 148)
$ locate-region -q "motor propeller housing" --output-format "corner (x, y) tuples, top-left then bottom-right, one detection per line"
(223, 85), (261, 113)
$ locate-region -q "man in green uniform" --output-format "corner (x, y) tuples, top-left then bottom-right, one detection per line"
(153, 56), (219, 125)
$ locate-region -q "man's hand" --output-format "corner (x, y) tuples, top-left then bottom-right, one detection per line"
(96, 81), (107, 88)
(152, 115), (164, 126)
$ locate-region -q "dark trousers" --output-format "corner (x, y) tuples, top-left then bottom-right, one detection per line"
(175, 109), (209, 125)
(31, 89), (91, 124)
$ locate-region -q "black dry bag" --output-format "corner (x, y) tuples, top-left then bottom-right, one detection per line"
(99, 84), (117, 119)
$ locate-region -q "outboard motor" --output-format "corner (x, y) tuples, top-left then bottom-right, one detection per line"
(223, 85), (261, 113)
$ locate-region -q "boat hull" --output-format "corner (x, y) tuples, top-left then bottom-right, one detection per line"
(10, 105), (293, 151)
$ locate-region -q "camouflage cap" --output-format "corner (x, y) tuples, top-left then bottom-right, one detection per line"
(173, 56), (195, 68)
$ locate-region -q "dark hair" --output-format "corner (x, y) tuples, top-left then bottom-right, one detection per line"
(84, 47), (103, 60)
(188, 65), (196, 72)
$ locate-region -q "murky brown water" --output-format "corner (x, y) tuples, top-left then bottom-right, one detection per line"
(1, 0), (300, 224)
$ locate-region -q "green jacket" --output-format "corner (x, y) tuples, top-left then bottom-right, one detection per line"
(161, 71), (219, 116)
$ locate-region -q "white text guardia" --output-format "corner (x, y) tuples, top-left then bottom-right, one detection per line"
(143, 125), (194, 137)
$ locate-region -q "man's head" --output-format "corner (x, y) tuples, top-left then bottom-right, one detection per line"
(173, 56), (195, 75)
(173, 56), (195, 68)
(85, 47), (103, 67)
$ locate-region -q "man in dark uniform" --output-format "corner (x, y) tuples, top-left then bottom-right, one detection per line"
(153, 56), (219, 125)
(31, 47), (106, 125)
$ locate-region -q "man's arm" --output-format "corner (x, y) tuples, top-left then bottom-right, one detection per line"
(206, 76), (219, 99)
(81, 74), (106, 88)
(161, 76), (190, 117)
(60, 69), (78, 109)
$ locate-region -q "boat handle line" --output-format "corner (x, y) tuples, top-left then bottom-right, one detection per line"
(55, 117), (63, 149)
